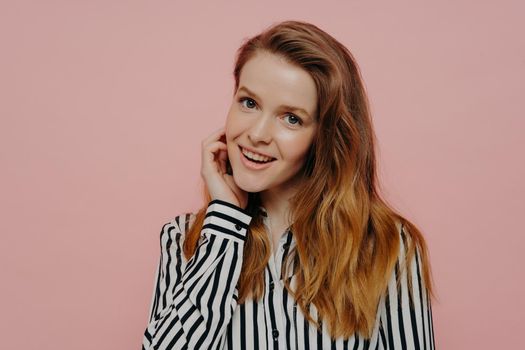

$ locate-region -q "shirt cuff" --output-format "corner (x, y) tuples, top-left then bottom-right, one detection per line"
(202, 199), (253, 243)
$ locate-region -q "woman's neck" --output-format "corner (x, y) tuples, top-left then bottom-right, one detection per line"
(260, 187), (296, 250)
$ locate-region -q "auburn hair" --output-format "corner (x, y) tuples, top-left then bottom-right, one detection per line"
(182, 20), (435, 339)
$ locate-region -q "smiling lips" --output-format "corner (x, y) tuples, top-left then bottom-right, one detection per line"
(239, 146), (276, 163)
(238, 145), (276, 170)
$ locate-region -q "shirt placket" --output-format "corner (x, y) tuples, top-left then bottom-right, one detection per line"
(267, 244), (286, 348)
(263, 213), (287, 348)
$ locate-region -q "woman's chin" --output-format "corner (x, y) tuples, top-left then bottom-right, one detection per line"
(232, 173), (264, 193)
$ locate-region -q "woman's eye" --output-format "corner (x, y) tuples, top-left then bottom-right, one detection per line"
(239, 97), (257, 109)
(284, 114), (302, 126)
(238, 97), (302, 127)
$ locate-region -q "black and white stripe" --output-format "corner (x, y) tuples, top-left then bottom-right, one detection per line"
(142, 199), (435, 349)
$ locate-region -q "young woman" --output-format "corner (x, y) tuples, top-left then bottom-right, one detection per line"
(142, 20), (435, 349)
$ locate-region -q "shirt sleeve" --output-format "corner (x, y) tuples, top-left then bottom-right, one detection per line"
(377, 225), (436, 349)
(141, 199), (253, 350)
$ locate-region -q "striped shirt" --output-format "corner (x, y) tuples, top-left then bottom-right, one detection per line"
(142, 199), (435, 349)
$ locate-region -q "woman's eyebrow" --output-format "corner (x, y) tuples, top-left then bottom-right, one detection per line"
(238, 85), (312, 119)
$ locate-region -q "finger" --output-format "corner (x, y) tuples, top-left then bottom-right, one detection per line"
(204, 141), (227, 158)
(217, 148), (228, 174)
(203, 142), (227, 167)
(202, 126), (225, 147)
(218, 147), (228, 161)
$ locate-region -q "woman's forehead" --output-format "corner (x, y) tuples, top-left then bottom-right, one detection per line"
(237, 53), (317, 119)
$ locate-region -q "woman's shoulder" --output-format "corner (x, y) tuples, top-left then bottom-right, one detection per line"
(394, 218), (416, 250)
(155, 212), (199, 262)
(159, 211), (198, 240)
(392, 218), (431, 282)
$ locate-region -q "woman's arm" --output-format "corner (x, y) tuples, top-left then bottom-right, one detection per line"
(142, 199), (252, 350)
(378, 225), (436, 349)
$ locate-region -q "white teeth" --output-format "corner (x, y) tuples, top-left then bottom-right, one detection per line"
(241, 147), (274, 162)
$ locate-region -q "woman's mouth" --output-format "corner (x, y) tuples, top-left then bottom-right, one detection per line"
(238, 146), (276, 170)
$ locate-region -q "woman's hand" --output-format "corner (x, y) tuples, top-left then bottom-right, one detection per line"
(200, 126), (249, 209)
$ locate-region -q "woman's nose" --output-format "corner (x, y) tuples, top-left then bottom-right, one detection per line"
(248, 114), (273, 144)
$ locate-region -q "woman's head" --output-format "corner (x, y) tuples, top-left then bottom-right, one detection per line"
(224, 51), (318, 196)
(186, 20), (434, 339)
(226, 20), (377, 204)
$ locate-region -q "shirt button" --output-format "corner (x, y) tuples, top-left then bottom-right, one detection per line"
(282, 243), (290, 251)
(235, 224), (242, 231)
(269, 281), (274, 291)
(272, 329), (279, 340)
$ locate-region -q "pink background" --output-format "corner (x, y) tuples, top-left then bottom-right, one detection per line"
(1, 1), (523, 348)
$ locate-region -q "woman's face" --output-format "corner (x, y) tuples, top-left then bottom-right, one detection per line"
(225, 51), (318, 195)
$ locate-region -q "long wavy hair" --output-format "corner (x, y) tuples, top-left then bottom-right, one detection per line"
(182, 20), (435, 339)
